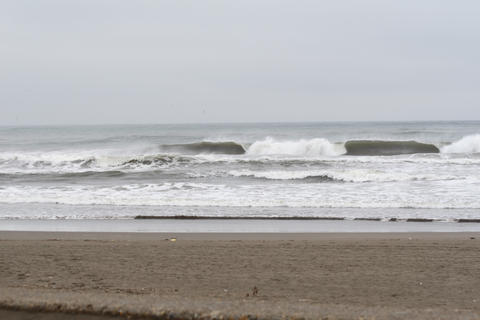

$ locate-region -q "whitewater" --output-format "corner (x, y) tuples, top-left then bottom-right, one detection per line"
(0, 122), (479, 221)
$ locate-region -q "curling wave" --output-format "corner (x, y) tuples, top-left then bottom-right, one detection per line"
(344, 140), (440, 156)
(161, 141), (246, 155)
(2, 134), (480, 176)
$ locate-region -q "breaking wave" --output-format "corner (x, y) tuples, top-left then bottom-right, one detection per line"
(161, 141), (246, 155)
(0, 152), (194, 174)
(1, 134), (479, 175)
(246, 137), (343, 156)
(243, 135), (478, 157)
(344, 140), (440, 156)
(441, 134), (480, 154)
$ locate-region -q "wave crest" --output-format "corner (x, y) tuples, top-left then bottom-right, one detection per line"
(345, 140), (439, 156)
(441, 134), (480, 154)
(246, 137), (343, 157)
(0, 152), (192, 174)
(161, 141), (246, 155)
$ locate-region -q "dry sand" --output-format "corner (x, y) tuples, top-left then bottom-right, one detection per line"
(0, 231), (479, 319)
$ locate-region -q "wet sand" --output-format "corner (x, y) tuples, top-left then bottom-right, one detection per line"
(1, 232), (480, 319)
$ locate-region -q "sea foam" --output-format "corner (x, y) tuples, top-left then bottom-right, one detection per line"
(228, 169), (461, 183)
(441, 134), (480, 154)
(246, 137), (343, 157)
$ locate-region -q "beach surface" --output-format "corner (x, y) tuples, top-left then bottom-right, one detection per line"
(1, 232), (480, 319)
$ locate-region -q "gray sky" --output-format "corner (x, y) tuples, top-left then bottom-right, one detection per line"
(1, 0), (479, 125)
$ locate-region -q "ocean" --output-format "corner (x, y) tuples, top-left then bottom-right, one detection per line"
(0, 121), (479, 221)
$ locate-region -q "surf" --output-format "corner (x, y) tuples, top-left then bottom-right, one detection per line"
(246, 137), (343, 156)
(161, 141), (246, 155)
(441, 134), (480, 154)
(344, 140), (440, 156)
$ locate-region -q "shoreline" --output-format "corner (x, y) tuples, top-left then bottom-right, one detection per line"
(3, 218), (480, 233)
(1, 231), (479, 319)
(134, 215), (480, 223)
(1, 230), (480, 240)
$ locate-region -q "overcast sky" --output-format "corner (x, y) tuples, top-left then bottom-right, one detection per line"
(1, 1), (479, 125)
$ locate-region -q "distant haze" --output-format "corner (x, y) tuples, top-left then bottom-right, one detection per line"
(1, 0), (479, 125)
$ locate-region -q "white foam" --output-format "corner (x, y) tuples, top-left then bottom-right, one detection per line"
(229, 170), (334, 180)
(1, 180), (479, 210)
(228, 169), (461, 183)
(246, 137), (344, 157)
(0, 151), (187, 174)
(441, 134), (480, 154)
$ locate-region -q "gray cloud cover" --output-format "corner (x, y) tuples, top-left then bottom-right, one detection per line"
(1, 0), (479, 125)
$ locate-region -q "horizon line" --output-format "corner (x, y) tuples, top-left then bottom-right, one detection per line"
(1, 119), (480, 128)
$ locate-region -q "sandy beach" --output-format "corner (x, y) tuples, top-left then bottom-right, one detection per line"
(0, 232), (479, 319)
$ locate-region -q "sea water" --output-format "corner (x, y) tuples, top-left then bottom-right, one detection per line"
(0, 121), (479, 221)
